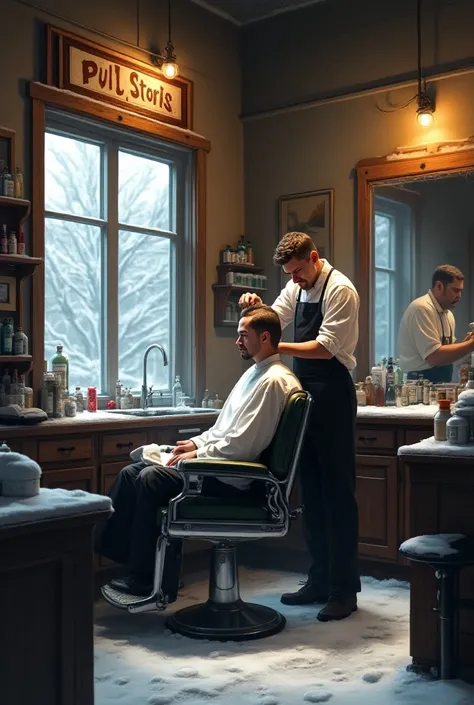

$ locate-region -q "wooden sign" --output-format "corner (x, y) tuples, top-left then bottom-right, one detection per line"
(46, 26), (192, 129)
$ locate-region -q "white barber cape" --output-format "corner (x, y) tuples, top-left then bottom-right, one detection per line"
(192, 353), (301, 488)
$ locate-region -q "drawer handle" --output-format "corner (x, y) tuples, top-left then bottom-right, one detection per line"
(178, 428), (201, 434)
(116, 442), (134, 449)
(57, 446), (76, 453)
(358, 436), (377, 443)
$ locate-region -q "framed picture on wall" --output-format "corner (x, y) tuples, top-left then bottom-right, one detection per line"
(0, 276), (16, 311)
(278, 188), (334, 261)
(0, 127), (15, 174)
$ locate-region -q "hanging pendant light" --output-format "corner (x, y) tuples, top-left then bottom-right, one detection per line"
(161, 0), (179, 79)
(415, 0), (434, 126)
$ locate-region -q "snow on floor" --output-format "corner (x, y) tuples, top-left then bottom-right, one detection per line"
(94, 569), (474, 705)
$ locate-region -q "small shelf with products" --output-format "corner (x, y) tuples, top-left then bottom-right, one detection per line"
(212, 252), (268, 328)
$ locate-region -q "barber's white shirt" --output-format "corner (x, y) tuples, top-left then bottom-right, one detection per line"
(191, 354), (301, 488)
(271, 259), (359, 370)
(398, 290), (456, 372)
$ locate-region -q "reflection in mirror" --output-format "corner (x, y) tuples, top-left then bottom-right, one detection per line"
(372, 173), (474, 380)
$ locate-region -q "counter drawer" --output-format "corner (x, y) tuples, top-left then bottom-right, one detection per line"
(101, 431), (148, 458)
(356, 427), (396, 452)
(38, 436), (94, 464)
(404, 429), (432, 446)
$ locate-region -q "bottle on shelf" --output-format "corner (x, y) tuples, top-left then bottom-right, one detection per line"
(201, 389), (210, 408)
(385, 357), (396, 406)
(364, 375), (375, 405)
(246, 240), (254, 264)
(1, 225), (7, 254)
(7, 230), (17, 255)
(13, 167), (24, 199)
(115, 379), (123, 408)
(17, 228), (25, 256)
(237, 236), (247, 263)
(1, 318), (14, 355)
(51, 344), (69, 393)
(12, 326), (28, 355)
(172, 375), (183, 407)
(2, 169), (14, 197)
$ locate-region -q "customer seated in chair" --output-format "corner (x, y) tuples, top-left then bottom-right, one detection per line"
(96, 304), (302, 596)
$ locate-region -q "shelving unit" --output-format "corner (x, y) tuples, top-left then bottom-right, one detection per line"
(212, 262), (267, 327)
(0, 197), (42, 376)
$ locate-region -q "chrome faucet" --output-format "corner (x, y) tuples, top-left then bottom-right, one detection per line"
(141, 344), (169, 409)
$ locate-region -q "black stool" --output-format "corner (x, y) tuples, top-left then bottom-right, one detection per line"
(400, 533), (474, 679)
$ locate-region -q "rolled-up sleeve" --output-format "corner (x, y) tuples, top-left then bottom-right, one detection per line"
(317, 285), (359, 357)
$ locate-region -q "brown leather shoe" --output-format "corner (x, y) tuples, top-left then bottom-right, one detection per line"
(280, 581), (329, 605)
(317, 594), (357, 621)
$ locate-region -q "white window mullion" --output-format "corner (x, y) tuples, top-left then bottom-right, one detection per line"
(105, 142), (119, 396)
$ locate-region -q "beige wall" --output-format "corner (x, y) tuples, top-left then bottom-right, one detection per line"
(0, 0), (245, 398)
(241, 0), (474, 310)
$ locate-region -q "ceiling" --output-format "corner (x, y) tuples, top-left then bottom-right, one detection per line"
(190, 0), (326, 26)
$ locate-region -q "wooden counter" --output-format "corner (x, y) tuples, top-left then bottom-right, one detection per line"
(398, 439), (474, 682)
(0, 410), (218, 570)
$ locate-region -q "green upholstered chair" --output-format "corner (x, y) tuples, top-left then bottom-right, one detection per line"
(102, 390), (312, 641)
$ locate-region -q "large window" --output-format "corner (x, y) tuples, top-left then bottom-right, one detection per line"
(44, 112), (195, 398)
(373, 194), (413, 365)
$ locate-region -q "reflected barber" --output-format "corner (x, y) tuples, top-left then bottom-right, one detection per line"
(398, 265), (474, 384)
(239, 232), (361, 622)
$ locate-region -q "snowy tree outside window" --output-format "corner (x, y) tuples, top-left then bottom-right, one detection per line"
(44, 116), (195, 397)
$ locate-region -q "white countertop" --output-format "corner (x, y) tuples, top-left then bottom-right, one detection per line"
(357, 404), (437, 420)
(398, 436), (474, 458)
(0, 488), (113, 528)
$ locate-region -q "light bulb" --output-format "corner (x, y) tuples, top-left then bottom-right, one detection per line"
(162, 61), (178, 80)
(417, 109), (434, 127)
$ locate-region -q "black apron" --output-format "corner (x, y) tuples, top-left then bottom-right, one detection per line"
(407, 310), (454, 384)
(293, 268), (360, 595)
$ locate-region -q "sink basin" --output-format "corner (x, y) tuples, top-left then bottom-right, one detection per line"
(107, 407), (219, 417)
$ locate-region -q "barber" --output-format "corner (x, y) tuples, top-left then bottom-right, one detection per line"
(398, 264), (474, 383)
(239, 231), (360, 621)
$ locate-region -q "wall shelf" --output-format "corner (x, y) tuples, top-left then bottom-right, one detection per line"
(0, 355), (33, 372)
(0, 254), (43, 277)
(0, 196), (31, 222)
(212, 261), (267, 327)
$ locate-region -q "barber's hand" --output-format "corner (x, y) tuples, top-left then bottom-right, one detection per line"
(238, 292), (263, 308)
(166, 449), (198, 466)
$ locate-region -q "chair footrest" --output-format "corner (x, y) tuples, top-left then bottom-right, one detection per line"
(101, 584), (168, 614)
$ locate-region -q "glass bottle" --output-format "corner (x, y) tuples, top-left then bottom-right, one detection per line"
(74, 386), (84, 413)
(356, 382), (367, 406)
(246, 240), (254, 264)
(51, 344), (69, 392)
(12, 326), (28, 355)
(13, 167), (24, 199)
(364, 375), (375, 405)
(172, 375), (183, 407)
(385, 358), (396, 406)
(1, 318), (13, 355)
(201, 388), (210, 408)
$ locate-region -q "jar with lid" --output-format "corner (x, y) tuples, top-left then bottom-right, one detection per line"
(12, 326), (28, 355)
(446, 413), (469, 445)
(356, 382), (367, 406)
(434, 399), (452, 441)
(64, 396), (77, 417)
(41, 372), (58, 418)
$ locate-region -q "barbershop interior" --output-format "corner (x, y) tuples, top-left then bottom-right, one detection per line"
(3, 0), (474, 703)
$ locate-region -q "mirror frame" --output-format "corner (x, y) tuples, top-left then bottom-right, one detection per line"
(355, 145), (474, 380)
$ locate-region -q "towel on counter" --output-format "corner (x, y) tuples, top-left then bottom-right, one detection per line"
(130, 443), (174, 467)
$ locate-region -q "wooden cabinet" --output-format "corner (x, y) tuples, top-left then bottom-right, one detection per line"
(356, 455), (398, 560)
(38, 435), (94, 465)
(101, 430), (148, 459)
(41, 466), (97, 492)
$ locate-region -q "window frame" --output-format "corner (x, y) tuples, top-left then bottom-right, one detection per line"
(31, 82), (209, 405)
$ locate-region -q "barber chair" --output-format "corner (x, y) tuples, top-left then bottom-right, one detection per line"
(102, 389), (312, 641)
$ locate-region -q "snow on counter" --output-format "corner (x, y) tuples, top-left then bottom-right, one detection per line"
(357, 404), (437, 420)
(398, 436), (474, 458)
(0, 487), (113, 528)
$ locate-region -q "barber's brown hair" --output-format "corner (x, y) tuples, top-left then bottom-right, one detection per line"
(240, 304), (281, 348)
(273, 231), (317, 266)
(432, 264), (464, 289)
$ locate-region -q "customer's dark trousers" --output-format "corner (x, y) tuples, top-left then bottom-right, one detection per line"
(96, 461), (254, 578)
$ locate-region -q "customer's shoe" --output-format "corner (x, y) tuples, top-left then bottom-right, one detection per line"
(317, 594), (357, 622)
(109, 574), (153, 597)
(280, 581), (329, 605)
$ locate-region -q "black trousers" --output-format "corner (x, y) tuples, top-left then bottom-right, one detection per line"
(95, 461), (254, 577)
(300, 377), (361, 596)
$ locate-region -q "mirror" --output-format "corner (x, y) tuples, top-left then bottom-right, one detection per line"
(356, 146), (474, 379)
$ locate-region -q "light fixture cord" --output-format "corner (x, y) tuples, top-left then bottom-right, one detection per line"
(417, 0), (423, 95)
(168, 0), (172, 45)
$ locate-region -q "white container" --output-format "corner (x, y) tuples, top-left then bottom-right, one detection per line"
(446, 414), (470, 445)
(0, 447), (42, 497)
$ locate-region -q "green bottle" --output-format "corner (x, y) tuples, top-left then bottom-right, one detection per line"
(51, 344), (69, 392)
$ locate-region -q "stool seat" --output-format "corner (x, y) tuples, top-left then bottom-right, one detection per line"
(400, 533), (474, 566)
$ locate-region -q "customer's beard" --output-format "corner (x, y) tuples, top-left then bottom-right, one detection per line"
(239, 350), (252, 360)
